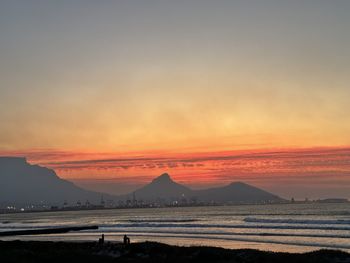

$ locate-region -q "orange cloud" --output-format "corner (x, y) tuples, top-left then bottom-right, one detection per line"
(2, 147), (350, 186)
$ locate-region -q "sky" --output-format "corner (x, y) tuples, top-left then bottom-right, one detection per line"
(1, 1), (350, 199)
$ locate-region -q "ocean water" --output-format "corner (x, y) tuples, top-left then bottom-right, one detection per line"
(1, 203), (350, 253)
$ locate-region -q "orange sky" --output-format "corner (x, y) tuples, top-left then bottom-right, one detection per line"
(1, 2), (350, 198)
(1, 2), (350, 153)
(2, 147), (350, 199)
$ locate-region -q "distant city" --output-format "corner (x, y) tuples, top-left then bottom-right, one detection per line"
(2, 195), (349, 214)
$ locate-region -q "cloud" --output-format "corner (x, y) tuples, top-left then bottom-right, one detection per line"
(1, 147), (350, 180)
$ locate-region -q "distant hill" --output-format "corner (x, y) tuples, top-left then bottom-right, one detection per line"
(194, 182), (283, 204)
(123, 173), (192, 202)
(0, 157), (114, 206)
(122, 173), (284, 204)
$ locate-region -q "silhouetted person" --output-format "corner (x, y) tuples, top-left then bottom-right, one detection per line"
(123, 234), (130, 245)
(98, 234), (105, 245)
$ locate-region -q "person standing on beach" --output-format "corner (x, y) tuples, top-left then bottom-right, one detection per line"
(123, 234), (130, 245)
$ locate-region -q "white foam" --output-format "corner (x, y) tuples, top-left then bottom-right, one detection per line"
(244, 217), (350, 225)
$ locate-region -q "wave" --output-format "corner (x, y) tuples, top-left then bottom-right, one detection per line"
(244, 217), (350, 225)
(125, 219), (199, 223)
(3, 218), (350, 232)
(3, 222), (350, 231)
(207, 212), (350, 217)
(97, 228), (350, 239)
(97, 222), (350, 231)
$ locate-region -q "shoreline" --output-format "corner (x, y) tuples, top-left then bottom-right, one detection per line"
(0, 202), (288, 215)
(3, 201), (348, 215)
(0, 240), (349, 263)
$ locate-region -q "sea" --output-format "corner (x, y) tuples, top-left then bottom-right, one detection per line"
(1, 203), (350, 253)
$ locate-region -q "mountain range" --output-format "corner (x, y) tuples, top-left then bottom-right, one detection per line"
(128, 173), (283, 204)
(0, 157), (284, 206)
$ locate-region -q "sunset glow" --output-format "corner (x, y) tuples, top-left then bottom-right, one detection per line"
(1, 1), (350, 199)
(1, 147), (350, 199)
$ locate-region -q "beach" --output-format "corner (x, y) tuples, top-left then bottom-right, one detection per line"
(1, 203), (350, 253)
(1, 203), (350, 262)
(1, 240), (350, 263)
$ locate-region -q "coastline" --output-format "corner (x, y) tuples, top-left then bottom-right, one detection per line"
(3, 201), (349, 215)
(0, 240), (349, 263)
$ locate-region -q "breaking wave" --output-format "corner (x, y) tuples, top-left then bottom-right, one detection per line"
(125, 219), (199, 223)
(98, 222), (350, 231)
(244, 218), (350, 225)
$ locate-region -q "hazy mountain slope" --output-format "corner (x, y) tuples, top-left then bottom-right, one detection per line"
(0, 157), (114, 206)
(194, 182), (283, 203)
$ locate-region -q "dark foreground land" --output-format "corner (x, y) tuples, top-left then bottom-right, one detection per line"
(0, 240), (349, 263)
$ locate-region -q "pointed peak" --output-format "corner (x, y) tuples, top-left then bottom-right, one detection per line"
(152, 173), (173, 183)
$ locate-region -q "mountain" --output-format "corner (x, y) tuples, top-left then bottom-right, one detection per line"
(0, 157), (284, 206)
(123, 173), (192, 202)
(0, 157), (114, 206)
(123, 173), (283, 204)
(194, 182), (283, 203)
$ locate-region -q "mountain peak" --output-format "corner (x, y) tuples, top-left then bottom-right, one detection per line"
(133, 173), (192, 201)
(152, 173), (172, 183)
